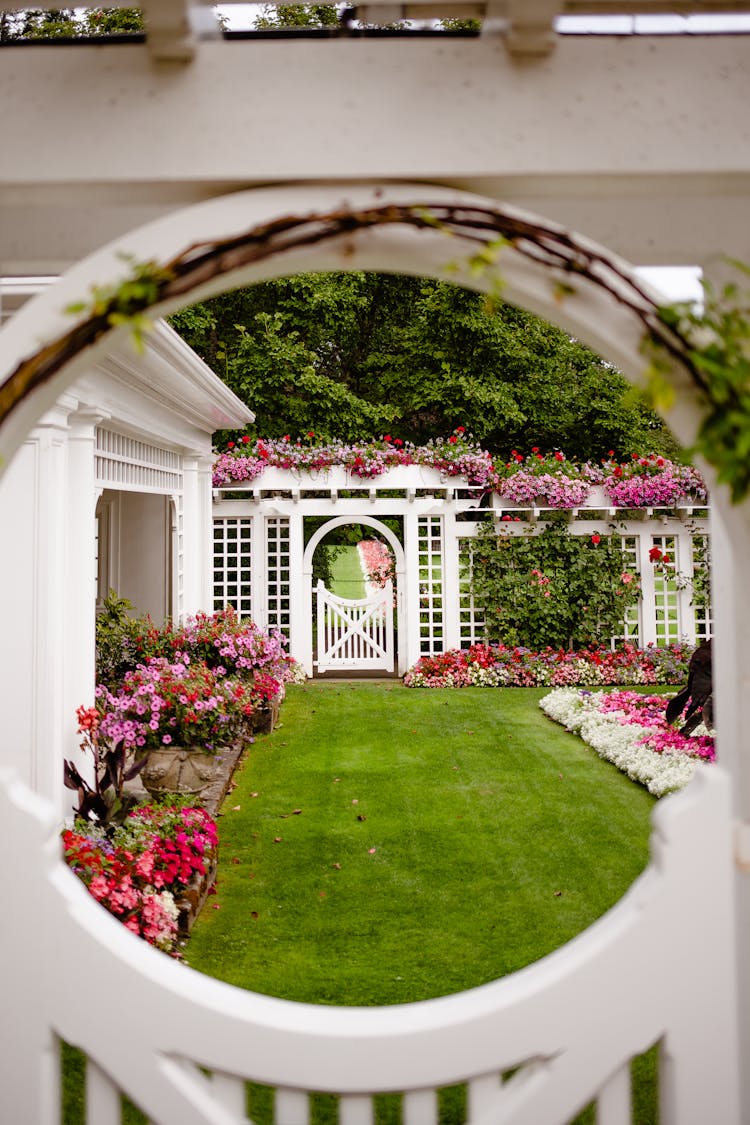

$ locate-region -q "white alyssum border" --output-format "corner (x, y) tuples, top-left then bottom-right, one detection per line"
(539, 688), (701, 796)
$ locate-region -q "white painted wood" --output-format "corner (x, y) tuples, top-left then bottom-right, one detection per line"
(210, 1070), (247, 1116)
(468, 1072), (502, 1117)
(403, 1088), (439, 1125)
(0, 761), (739, 1124)
(86, 1057), (122, 1125)
(316, 581), (393, 672)
(276, 1087), (309, 1125)
(340, 1094), (374, 1125)
(596, 1062), (631, 1125)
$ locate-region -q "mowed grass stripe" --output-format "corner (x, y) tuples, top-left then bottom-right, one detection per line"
(186, 684), (655, 1005)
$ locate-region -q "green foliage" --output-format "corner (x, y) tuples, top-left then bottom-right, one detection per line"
(469, 519), (640, 650)
(169, 272), (677, 460)
(1, 7), (144, 38)
(652, 268), (750, 501)
(95, 590), (145, 688)
(254, 4), (339, 29)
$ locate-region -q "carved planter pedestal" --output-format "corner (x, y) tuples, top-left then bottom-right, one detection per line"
(140, 747), (216, 800)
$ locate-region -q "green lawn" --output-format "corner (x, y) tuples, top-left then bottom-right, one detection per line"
(328, 545), (366, 599)
(187, 684), (656, 1004)
(64, 684), (660, 1123)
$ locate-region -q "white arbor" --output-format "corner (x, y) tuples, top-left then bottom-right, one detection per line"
(213, 469), (711, 676)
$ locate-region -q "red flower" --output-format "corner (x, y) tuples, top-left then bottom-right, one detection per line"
(307, 431), (315, 438)
(456, 426), (465, 434)
(384, 434), (392, 442)
(649, 547), (663, 562)
(282, 434), (290, 442)
(449, 436), (457, 444)
(608, 450), (615, 458)
(241, 435), (250, 444)
(554, 451), (565, 462)
(531, 446), (539, 453)
(591, 534), (601, 545)
(227, 441), (235, 449)
(394, 438), (403, 447)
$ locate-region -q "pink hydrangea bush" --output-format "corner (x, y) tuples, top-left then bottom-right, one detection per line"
(404, 642), (692, 689)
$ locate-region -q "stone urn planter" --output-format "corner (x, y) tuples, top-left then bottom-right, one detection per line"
(140, 747), (217, 799)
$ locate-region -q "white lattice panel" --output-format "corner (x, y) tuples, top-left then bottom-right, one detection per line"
(213, 517), (253, 617)
(418, 515), (444, 656)
(612, 534), (642, 646)
(266, 517), (291, 638)
(692, 533), (712, 642)
(651, 533), (681, 645)
(458, 536), (485, 649)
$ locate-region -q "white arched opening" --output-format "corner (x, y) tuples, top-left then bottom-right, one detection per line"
(303, 513), (406, 676)
(0, 181), (746, 1123)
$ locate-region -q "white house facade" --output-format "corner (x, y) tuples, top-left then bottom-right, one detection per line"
(0, 316), (252, 812)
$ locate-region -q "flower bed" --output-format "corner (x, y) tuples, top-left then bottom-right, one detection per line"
(213, 435), (708, 509)
(539, 687), (715, 796)
(404, 642), (692, 688)
(62, 803), (219, 954)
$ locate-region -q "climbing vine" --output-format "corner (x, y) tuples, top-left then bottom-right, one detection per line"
(469, 519), (640, 650)
(1, 201), (749, 500)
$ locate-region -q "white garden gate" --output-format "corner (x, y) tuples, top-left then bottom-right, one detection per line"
(316, 579), (394, 673)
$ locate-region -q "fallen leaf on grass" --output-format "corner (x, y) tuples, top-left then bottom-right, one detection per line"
(554, 891), (563, 898)
(231, 805), (241, 811)
(332, 863), (341, 870)
(230, 857), (240, 865)
(211, 904), (221, 910)
(273, 837), (283, 843)
(280, 809), (303, 818)
(250, 792), (259, 798)
(318, 891), (327, 899)
(368, 848), (377, 854)
(250, 911), (259, 919)
(357, 814), (367, 822)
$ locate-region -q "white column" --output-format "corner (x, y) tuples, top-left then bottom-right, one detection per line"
(711, 500), (750, 1123)
(64, 407), (105, 803)
(403, 508), (422, 671)
(443, 505), (460, 652)
(636, 530), (657, 647)
(181, 455), (202, 617)
(197, 455), (215, 613)
(288, 511), (306, 670)
(0, 397), (80, 810)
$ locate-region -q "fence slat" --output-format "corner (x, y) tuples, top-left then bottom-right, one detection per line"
(597, 1062), (631, 1125)
(340, 1093), (374, 1125)
(276, 1087), (309, 1125)
(468, 1073), (502, 1119)
(403, 1088), (438, 1125)
(86, 1057), (121, 1125)
(211, 1070), (247, 1116)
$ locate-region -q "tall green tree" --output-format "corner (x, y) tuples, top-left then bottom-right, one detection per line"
(169, 272), (679, 459)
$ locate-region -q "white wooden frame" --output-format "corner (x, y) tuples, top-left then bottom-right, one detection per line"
(0, 181), (747, 1122)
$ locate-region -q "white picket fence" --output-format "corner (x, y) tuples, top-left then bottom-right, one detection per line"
(2, 762), (739, 1124)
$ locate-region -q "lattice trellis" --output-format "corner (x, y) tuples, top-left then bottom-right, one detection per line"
(418, 515), (444, 655)
(95, 428), (181, 492)
(614, 534), (641, 644)
(651, 533), (681, 645)
(213, 517), (253, 617)
(266, 517), (291, 638)
(691, 533), (712, 642)
(458, 536), (485, 649)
